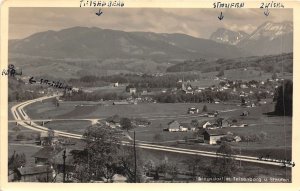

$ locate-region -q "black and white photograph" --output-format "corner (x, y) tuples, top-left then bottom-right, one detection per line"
(5, 6), (294, 183)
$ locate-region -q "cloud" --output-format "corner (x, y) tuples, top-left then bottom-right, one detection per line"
(9, 8), (293, 40)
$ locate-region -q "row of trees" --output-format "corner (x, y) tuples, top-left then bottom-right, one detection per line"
(166, 53), (292, 74)
(62, 90), (129, 101)
(68, 73), (199, 90)
(155, 91), (239, 103)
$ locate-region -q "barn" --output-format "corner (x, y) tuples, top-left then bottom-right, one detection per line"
(202, 130), (227, 144)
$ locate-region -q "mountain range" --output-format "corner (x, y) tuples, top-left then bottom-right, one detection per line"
(9, 27), (244, 60)
(209, 21), (293, 56)
(8, 21), (293, 77)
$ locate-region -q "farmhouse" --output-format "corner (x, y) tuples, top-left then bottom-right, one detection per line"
(187, 107), (199, 114)
(221, 119), (231, 128)
(129, 88), (137, 94)
(32, 146), (64, 166)
(214, 98), (221, 104)
(167, 120), (190, 132)
(113, 82), (119, 87)
(182, 83), (194, 94)
(179, 123), (192, 132)
(202, 130), (227, 144)
(106, 115), (121, 128)
(15, 165), (53, 182)
(38, 131), (59, 146)
(167, 120), (180, 132)
(199, 121), (212, 129)
(207, 112), (218, 118)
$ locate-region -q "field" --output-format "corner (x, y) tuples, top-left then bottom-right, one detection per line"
(12, 98), (291, 160)
(8, 98), (293, 181)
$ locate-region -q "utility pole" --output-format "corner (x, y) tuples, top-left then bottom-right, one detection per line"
(133, 131), (137, 183)
(63, 149), (66, 183)
(239, 147), (242, 168)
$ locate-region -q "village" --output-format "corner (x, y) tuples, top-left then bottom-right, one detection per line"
(4, 5), (295, 186)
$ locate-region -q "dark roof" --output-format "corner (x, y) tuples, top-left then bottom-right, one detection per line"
(32, 146), (64, 159)
(167, 120), (179, 125)
(180, 123), (192, 128)
(17, 165), (52, 176)
(203, 130), (226, 136)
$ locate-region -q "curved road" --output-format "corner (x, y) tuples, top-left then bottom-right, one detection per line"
(10, 95), (292, 167)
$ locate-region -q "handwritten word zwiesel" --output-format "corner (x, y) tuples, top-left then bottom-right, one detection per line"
(260, 1), (284, 8)
(29, 77), (73, 91)
(213, 2), (245, 8)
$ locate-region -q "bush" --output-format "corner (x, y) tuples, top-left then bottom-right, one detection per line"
(202, 105), (208, 112)
(16, 133), (26, 140)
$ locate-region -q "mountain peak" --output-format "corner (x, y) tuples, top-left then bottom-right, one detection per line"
(210, 28), (249, 45)
(249, 21), (293, 41)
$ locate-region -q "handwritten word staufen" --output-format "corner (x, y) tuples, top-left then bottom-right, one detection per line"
(80, 0), (124, 7)
(213, 2), (245, 8)
(29, 77), (73, 91)
(1, 64), (22, 77)
(260, 1), (284, 8)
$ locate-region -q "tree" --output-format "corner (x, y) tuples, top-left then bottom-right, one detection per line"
(216, 70), (225, 77)
(259, 131), (267, 141)
(76, 124), (123, 182)
(274, 80), (293, 116)
(143, 160), (155, 176)
(120, 118), (133, 131)
(119, 146), (145, 183)
(44, 128), (55, 146)
(202, 105), (208, 112)
(205, 142), (237, 181)
(241, 97), (246, 106)
(73, 124), (143, 183)
(272, 72), (278, 80)
(52, 98), (59, 107)
(167, 163), (179, 181)
(184, 156), (203, 180)
(8, 151), (26, 171)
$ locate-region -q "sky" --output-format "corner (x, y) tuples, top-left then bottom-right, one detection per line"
(9, 8), (292, 40)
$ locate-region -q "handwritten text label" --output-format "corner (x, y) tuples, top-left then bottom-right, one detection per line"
(260, 1), (284, 8)
(213, 2), (245, 8)
(80, 0), (124, 7)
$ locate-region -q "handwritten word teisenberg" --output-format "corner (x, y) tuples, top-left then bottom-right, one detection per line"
(80, 0), (124, 7)
(213, 2), (245, 8)
(29, 77), (73, 91)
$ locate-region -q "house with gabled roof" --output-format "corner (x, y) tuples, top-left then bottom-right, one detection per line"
(202, 130), (227, 144)
(167, 120), (180, 132)
(199, 121), (212, 129)
(32, 146), (64, 166)
(15, 165), (53, 182)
